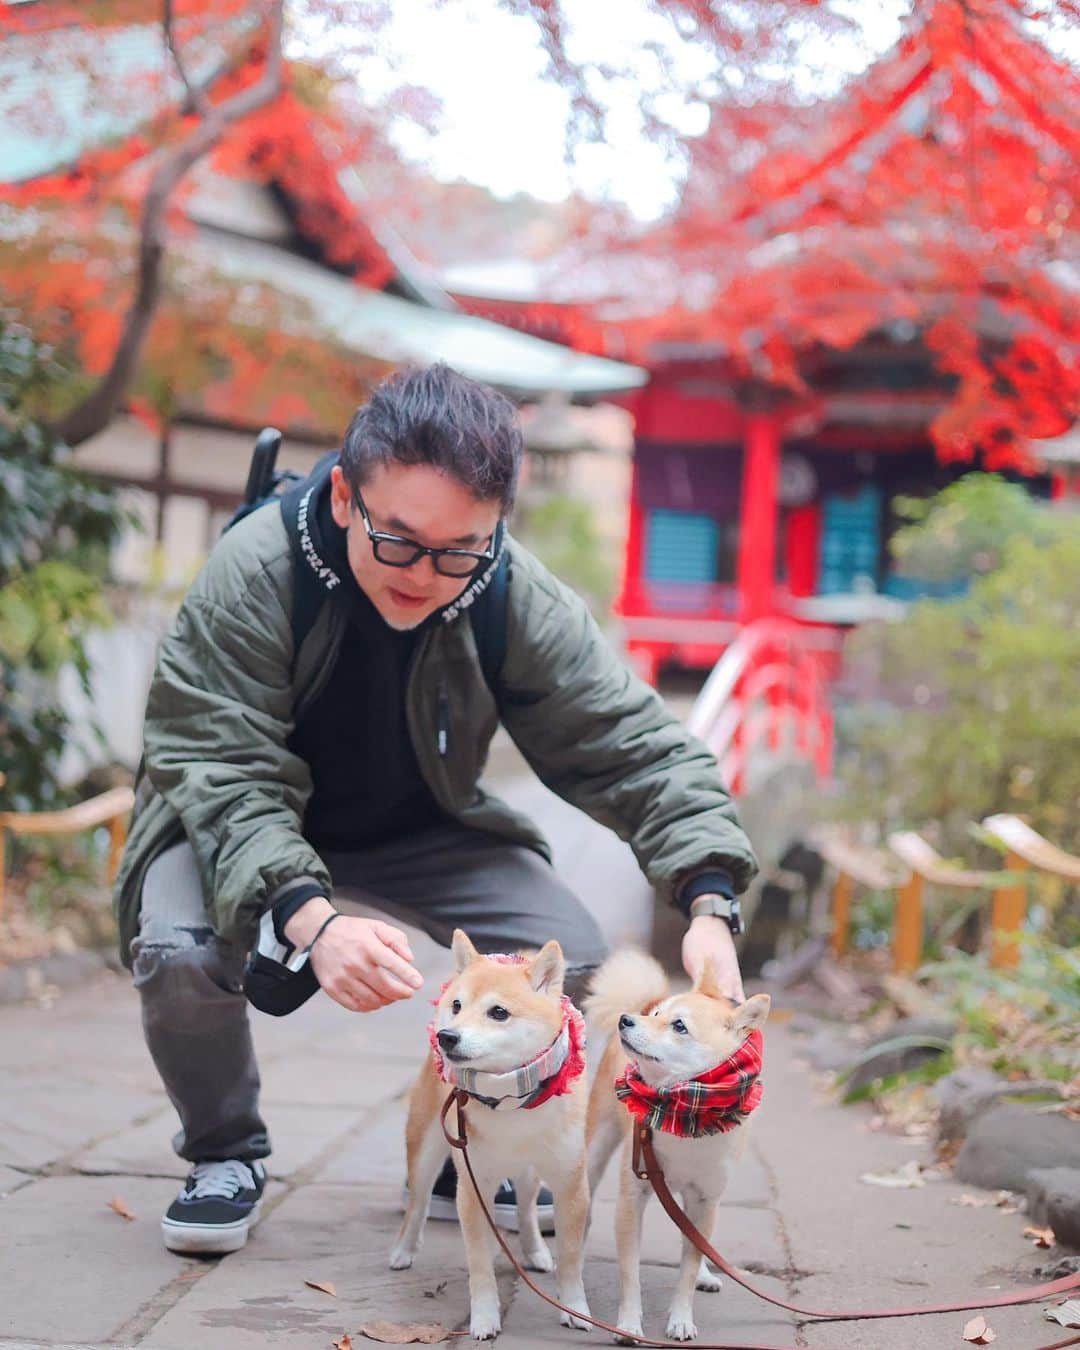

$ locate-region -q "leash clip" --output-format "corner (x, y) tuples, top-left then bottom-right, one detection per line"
(440, 1087), (469, 1150)
(631, 1124), (661, 1180)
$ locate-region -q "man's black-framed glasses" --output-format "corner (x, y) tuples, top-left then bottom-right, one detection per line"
(352, 486), (496, 578)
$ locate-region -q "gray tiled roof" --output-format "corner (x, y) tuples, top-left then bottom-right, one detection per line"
(192, 226), (646, 397)
(1, 16), (646, 397)
(0, 18), (247, 183)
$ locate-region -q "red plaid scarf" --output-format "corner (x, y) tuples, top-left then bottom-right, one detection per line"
(614, 1030), (764, 1138)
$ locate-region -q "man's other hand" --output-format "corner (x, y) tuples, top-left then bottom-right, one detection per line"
(681, 912), (746, 1003)
(285, 899), (424, 1012)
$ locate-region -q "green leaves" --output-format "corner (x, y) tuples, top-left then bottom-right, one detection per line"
(890, 474), (1057, 585)
(0, 318), (128, 809)
(0, 562), (111, 670)
(515, 492), (616, 618)
(839, 505), (1080, 871)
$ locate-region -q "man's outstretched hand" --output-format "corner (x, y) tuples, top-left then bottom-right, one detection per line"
(681, 912), (746, 1003)
(285, 899), (423, 1012)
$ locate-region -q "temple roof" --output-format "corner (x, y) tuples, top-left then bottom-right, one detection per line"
(0, 9), (645, 426)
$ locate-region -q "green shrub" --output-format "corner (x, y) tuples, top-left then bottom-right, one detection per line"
(839, 528), (1080, 862)
(0, 319), (130, 809)
(920, 937), (1080, 1084)
(890, 473), (1061, 583)
(515, 493), (616, 618)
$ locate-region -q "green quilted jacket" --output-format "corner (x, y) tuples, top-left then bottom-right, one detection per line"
(115, 488), (757, 966)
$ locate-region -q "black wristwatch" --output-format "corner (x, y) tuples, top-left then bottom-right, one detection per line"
(688, 893), (743, 936)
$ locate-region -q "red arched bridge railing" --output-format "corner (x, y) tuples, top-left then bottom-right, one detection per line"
(686, 620), (833, 797)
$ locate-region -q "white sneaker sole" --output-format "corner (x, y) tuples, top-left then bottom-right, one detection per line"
(161, 1199), (262, 1255)
(425, 1192), (555, 1234)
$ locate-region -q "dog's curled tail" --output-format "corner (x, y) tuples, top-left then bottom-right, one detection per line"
(583, 948), (668, 1032)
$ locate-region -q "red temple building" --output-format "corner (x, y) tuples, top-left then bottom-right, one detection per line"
(451, 3), (1077, 684)
(613, 344), (1063, 685)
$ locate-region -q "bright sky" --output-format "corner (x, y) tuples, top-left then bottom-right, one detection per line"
(331, 0), (911, 220)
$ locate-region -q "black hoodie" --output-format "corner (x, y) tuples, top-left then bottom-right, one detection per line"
(284, 464), (445, 858)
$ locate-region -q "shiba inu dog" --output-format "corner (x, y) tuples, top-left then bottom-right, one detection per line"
(390, 930), (592, 1340)
(585, 950), (769, 1343)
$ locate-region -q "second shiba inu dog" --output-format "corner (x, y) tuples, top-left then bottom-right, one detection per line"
(390, 930), (592, 1340)
(585, 950), (769, 1343)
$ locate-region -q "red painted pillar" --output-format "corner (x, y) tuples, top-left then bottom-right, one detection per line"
(617, 386), (648, 619)
(616, 449), (645, 619)
(736, 410), (781, 623)
(786, 502), (821, 598)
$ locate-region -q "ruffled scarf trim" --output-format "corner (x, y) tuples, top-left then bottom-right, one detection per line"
(429, 954), (586, 1110)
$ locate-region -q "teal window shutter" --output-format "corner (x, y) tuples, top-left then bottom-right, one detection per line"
(644, 510), (720, 584)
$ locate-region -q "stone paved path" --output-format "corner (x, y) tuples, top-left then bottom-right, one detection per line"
(1, 775), (1067, 1349)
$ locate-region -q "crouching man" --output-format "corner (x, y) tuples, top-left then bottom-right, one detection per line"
(115, 363), (757, 1255)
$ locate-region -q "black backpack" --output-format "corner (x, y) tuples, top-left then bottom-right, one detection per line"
(227, 428), (510, 693)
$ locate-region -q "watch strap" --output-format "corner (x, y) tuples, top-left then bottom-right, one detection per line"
(688, 893), (743, 935)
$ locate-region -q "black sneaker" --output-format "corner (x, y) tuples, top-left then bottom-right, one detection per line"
(161, 1159), (267, 1255)
(423, 1156), (555, 1234)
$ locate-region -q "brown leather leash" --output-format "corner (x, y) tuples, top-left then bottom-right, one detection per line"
(634, 1123), (1080, 1328)
(440, 1090), (1080, 1350)
(440, 1089), (799, 1350)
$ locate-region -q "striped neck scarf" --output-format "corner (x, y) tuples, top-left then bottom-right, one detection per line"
(429, 956), (587, 1111)
(614, 1030), (764, 1138)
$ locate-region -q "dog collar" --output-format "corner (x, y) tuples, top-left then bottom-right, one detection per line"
(614, 1029), (764, 1137)
(429, 960), (587, 1111)
(442, 1021), (571, 1110)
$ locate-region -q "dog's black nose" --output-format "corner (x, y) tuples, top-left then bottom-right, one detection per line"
(618, 1014), (635, 1030)
(437, 1029), (460, 1051)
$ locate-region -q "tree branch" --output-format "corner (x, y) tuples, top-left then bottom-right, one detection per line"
(164, 0), (210, 118)
(54, 0), (285, 448)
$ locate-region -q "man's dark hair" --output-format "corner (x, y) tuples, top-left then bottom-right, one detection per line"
(341, 364), (522, 512)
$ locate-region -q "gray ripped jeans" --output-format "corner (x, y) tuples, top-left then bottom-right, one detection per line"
(132, 820), (608, 1164)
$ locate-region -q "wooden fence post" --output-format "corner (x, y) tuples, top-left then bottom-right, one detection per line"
(831, 871), (854, 958)
(107, 814), (127, 885)
(990, 850), (1028, 970)
(893, 872), (925, 974)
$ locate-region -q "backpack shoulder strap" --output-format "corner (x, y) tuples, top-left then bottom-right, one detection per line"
(469, 547), (511, 699)
(280, 453), (338, 661)
(290, 547), (328, 657)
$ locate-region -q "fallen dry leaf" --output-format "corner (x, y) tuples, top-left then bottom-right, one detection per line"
(359, 1323), (451, 1345)
(333, 1336), (353, 1350)
(859, 1159), (925, 1189)
(962, 1313), (996, 1343)
(107, 1197), (136, 1221)
(1045, 1300), (1080, 1328)
(305, 1280), (338, 1297)
(423, 1280), (448, 1299)
(936, 1139), (962, 1168)
(1023, 1225), (1056, 1249)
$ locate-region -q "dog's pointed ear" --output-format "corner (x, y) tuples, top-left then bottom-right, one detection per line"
(733, 993), (771, 1036)
(528, 940), (565, 997)
(692, 957), (724, 1001)
(452, 929), (481, 972)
